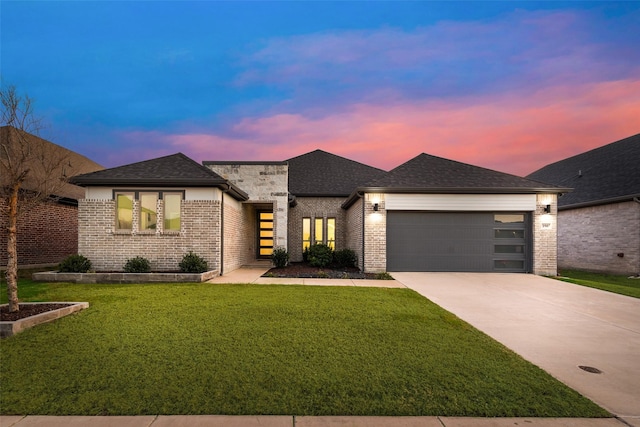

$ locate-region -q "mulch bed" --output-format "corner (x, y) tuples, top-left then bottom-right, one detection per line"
(264, 262), (378, 279)
(0, 303), (73, 322)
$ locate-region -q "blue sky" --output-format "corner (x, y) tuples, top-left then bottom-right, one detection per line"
(2, 1), (639, 175)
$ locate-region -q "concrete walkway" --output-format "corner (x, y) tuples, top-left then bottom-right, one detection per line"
(394, 272), (640, 423)
(0, 415), (629, 427)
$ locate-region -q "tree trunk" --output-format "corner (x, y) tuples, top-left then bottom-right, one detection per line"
(6, 183), (21, 312)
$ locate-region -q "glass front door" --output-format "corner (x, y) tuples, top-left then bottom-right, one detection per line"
(258, 212), (274, 258)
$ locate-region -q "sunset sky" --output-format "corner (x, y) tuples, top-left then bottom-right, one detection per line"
(2, 1), (639, 176)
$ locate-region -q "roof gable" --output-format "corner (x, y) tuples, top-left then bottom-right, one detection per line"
(287, 149), (387, 196)
(366, 153), (563, 192)
(70, 153), (248, 200)
(526, 133), (640, 208)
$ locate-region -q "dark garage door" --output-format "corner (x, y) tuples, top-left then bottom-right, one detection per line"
(386, 212), (530, 272)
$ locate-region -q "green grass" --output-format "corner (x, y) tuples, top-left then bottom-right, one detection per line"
(1, 280), (608, 417)
(557, 269), (640, 298)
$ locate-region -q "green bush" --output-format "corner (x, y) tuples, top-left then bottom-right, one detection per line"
(179, 252), (208, 273)
(375, 272), (394, 280)
(334, 248), (357, 268)
(58, 254), (92, 273)
(307, 243), (334, 268)
(271, 247), (289, 268)
(123, 256), (151, 273)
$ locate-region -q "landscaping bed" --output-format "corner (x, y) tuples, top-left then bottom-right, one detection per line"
(32, 269), (219, 284)
(264, 262), (389, 279)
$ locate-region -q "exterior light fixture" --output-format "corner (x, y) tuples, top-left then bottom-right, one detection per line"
(373, 203), (379, 212)
(544, 204), (551, 214)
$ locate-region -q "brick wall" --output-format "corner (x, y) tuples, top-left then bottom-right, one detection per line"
(532, 194), (558, 276)
(363, 193), (386, 273)
(558, 201), (640, 275)
(288, 197), (348, 262)
(78, 199), (221, 273)
(0, 199), (78, 266)
(345, 198), (364, 270)
(223, 196), (255, 273)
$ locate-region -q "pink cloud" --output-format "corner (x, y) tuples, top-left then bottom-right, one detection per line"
(120, 77), (639, 176)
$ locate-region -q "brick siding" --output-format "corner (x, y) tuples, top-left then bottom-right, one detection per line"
(532, 194), (559, 276)
(78, 199), (221, 273)
(288, 197), (348, 262)
(223, 197), (255, 273)
(363, 194), (386, 273)
(0, 199), (78, 266)
(345, 198), (364, 270)
(558, 201), (640, 275)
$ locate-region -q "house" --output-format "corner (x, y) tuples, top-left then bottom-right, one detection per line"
(527, 134), (640, 275)
(70, 149), (567, 276)
(0, 126), (104, 267)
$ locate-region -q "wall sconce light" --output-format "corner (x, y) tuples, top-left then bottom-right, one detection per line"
(544, 204), (551, 214)
(373, 203), (379, 212)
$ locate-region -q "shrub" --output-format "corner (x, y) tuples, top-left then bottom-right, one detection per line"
(58, 254), (92, 273)
(271, 247), (289, 268)
(307, 243), (334, 268)
(123, 256), (151, 273)
(334, 248), (357, 268)
(374, 272), (394, 280)
(179, 252), (208, 273)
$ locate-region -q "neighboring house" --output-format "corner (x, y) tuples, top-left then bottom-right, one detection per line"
(71, 149), (567, 276)
(0, 126), (104, 267)
(527, 134), (640, 275)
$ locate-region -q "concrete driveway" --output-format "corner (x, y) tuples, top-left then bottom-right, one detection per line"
(393, 273), (640, 419)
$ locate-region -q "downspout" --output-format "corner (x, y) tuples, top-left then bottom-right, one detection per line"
(634, 197), (640, 276)
(354, 191), (365, 272)
(220, 185), (234, 276)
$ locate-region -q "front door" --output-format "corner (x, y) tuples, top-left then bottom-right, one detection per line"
(258, 211), (274, 258)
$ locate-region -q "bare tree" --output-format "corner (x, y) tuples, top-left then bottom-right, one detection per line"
(1, 85), (70, 312)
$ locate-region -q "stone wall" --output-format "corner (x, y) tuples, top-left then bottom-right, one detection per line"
(207, 163), (288, 252)
(532, 194), (559, 276)
(345, 198), (364, 271)
(0, 198), (78, 266)
(288, 197), (348, 262)
(78, 199), (221, 273)
(558, 201), (640, 275)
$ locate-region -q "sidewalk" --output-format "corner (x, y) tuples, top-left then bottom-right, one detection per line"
(1, 415), (633, 427)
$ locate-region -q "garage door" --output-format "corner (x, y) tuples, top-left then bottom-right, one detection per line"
(386, 212), (530, 272)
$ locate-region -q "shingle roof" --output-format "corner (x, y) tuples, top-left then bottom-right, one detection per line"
(526, 133), (640, 209)
(1, 126), (104, 200)
(70, 152), (249, 200)
(287, 150), (387, 196)
(365, 153), (566, 192)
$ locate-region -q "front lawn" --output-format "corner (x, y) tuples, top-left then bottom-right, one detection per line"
(557, 269), (640, 298)
(0, 280), (608, 417)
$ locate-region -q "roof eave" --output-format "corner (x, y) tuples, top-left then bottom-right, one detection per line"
(341, 186), (573, 209)
(69, 178), (228, 187)
(559, 193), (640, 211)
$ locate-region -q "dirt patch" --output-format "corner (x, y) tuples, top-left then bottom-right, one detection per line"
(264, 262), (380, 279)
(1, 303), (74, 321)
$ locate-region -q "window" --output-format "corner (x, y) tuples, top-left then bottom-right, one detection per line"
(163, 193), (182, 231)
(259, 212), (274, 257)
(140, 193), (158, 230)
(116, 193), (134, 229)
(314, 218), (324, 245)
(305, 217), (336, 249)
(327, 218), (336, 249)
(302, 218), (311, 251)
(114, 190), (183, 233)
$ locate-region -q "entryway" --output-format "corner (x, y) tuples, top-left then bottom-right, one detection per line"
(257, 211), (274, 258)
